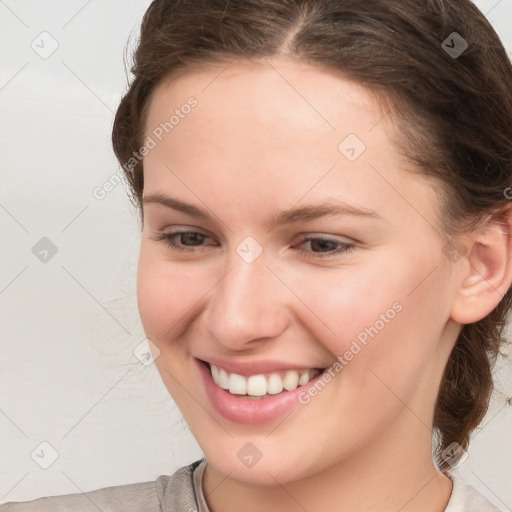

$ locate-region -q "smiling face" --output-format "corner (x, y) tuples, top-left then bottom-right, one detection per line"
(136, 57), (461, 487)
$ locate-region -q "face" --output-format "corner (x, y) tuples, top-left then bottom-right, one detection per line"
(137, 57), (460, 485)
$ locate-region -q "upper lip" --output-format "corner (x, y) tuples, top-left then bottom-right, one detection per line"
(197, 356), (325, 377)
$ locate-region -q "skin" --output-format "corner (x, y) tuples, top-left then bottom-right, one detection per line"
(136, 57), (512, 512)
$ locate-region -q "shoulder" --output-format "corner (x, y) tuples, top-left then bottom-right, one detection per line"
(0, 460), (203, 512)
(0, 480), (160, 512)
(445, 473), (505, 512)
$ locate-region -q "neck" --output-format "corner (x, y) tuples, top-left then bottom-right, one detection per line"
(202, 414), (453, 512)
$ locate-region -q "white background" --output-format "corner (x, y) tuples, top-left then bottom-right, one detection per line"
(1, 0), (511, 508)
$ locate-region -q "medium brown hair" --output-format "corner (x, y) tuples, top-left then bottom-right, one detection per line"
(112, 0), (512, 472)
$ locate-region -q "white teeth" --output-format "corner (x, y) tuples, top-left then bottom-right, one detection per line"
(267, 373), (284, 394)
(211, 364), (220, 383)
(283, 370), (300, 390)
(218, 367), (230, 389)
(209, 364), (322, 397)
(247, 375), (267, 396)
(228, 373), (246, 394)
(299, 369), (310, 386)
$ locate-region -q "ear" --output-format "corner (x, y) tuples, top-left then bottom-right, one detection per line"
(450, 204), (512, 325)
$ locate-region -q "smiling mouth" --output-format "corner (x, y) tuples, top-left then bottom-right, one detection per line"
(206, 362), (325, 399)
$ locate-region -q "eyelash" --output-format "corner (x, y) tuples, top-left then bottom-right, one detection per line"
(151, 231), (356, 259)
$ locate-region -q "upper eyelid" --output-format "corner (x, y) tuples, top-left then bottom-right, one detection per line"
(161, 226), (217, 240)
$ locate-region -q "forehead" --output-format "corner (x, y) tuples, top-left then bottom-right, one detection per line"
(143, 57), (397, 180)
(141, 57), (442, 232)
(145, 57), (382, 135)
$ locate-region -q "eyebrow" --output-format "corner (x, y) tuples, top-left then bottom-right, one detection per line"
(143, 193), (382, 228)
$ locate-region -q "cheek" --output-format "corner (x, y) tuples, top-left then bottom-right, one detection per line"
(296, 249), (447, 385)
(136, 251), (201, 342)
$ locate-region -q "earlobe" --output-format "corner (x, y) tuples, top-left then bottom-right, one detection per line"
(450, 207), (512, 325)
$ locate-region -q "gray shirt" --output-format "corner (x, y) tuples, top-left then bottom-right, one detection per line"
(0, 458), (504, 511)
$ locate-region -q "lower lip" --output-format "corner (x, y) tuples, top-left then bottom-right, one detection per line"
(196, 359), (325, 425)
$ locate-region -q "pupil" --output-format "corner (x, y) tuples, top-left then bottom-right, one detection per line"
(312, 239), (335, 252)
(183, 233), (203, 246)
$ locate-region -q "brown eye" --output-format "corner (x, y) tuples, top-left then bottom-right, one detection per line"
(295, 237), (356, 259)
(152, 231), (215, 252)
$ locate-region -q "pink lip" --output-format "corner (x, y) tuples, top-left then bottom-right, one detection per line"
(195, 358), (325, 425)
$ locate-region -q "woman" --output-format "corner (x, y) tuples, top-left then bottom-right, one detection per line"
(2, 0), (511, 510)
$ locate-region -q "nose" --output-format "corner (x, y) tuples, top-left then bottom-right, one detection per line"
(203, 246), (291, 351)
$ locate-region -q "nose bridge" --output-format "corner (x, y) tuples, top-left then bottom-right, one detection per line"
(206, 245), (288, 346)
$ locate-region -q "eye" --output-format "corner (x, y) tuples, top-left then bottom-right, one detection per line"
(151, 231), (215, 253)
(151, 231), (357, 259)
(294, 236), (356, 259)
